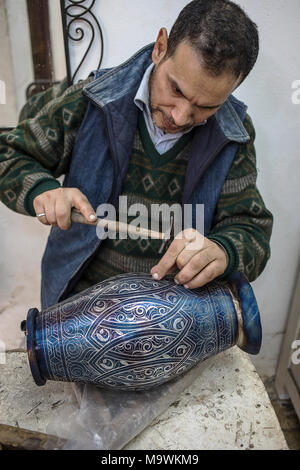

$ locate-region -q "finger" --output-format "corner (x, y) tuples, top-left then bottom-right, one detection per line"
(175, 227), (198, 242)
(36, 212), (50, 225)
(175, 249), (215, 285)
(42, 199), (58, 226)
(151, 228), (204, 280)
(151, 229), (202, 279)
(55, 197), (72, 230)
(182, 260), (222, 289)
(181, 230), (205, 251)
(166, 265), (177, 275)
(176, 246), (199, 270)
(72, 191), (97, 222)
(176, 239), (217, 271)
(151, 265), (177, 278)
(34, 201), (51, 226)
(150, 237), (188, 279)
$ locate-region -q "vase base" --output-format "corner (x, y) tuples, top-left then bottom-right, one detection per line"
(21, 308), (47, 386)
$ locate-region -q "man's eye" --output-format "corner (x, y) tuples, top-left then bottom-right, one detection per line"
(173, 85), (182, 96)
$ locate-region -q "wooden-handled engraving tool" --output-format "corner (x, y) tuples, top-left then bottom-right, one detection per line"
(70, 208), (166, 240)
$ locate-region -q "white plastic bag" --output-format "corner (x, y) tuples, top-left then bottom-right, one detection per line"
(46, 359), (209, 450)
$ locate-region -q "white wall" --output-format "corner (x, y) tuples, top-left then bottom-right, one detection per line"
(0, 0), (300, 378)
(3, 0), (66, 120)
(49, 0), (67, 81)
(5, 0), (33, 118)
(0, 0), (18, 126)
(68, 0), (185, 80)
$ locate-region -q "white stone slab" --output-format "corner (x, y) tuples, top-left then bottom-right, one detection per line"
(125, 348), (288, 450)
(0, 349), (288, 450)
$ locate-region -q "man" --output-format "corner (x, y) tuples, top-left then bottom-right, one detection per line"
(0, 0), (273, 309)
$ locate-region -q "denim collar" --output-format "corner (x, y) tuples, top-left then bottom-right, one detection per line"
(83, 43), (250, 144)
(134, 62), (153, 112)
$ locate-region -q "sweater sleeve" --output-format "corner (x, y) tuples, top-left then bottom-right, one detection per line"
(207, 113), (274, 282)
(18, 77), (69, 122)
(0, 77), (93, 217)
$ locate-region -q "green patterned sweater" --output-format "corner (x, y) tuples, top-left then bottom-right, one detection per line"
(0, 77), (273, 282)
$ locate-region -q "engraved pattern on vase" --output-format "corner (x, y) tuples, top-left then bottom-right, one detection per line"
(38, 273), (237, 391)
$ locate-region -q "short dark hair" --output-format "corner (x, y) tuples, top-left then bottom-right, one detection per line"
(166, 0), (259, 83)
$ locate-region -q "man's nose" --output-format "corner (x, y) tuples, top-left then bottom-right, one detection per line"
(171, 102), (194, 127)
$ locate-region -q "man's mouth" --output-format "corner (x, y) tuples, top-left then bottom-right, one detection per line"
(162, 114), (180, 132)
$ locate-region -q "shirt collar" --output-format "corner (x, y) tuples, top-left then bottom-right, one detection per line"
(134, 63), (153, 111)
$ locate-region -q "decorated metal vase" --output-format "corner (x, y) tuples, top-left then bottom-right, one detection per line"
(22, 272), (262, 391)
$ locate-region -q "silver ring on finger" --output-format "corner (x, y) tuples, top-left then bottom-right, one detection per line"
(36, 212), (47, 218)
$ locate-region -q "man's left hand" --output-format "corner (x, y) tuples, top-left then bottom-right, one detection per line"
(150, 228), (228, 289)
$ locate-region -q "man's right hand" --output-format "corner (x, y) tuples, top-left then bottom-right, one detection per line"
(33, 187), (97, 230)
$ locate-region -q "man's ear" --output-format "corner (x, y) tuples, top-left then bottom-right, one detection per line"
(152, 28), (168, 65)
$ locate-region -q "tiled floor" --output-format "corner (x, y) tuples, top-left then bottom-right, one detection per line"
(263, 376), (300, 450)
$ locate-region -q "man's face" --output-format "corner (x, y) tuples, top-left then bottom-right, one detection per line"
(149, 29), (241, 134)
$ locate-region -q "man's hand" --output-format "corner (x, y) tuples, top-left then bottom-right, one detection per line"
(33, 187), (96, 230)
(150, 228), (228, 289)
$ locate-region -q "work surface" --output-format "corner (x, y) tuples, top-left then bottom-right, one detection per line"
(0, 348), (288, 450)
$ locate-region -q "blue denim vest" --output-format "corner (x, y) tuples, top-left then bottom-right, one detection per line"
(41, 43), (250, 309)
